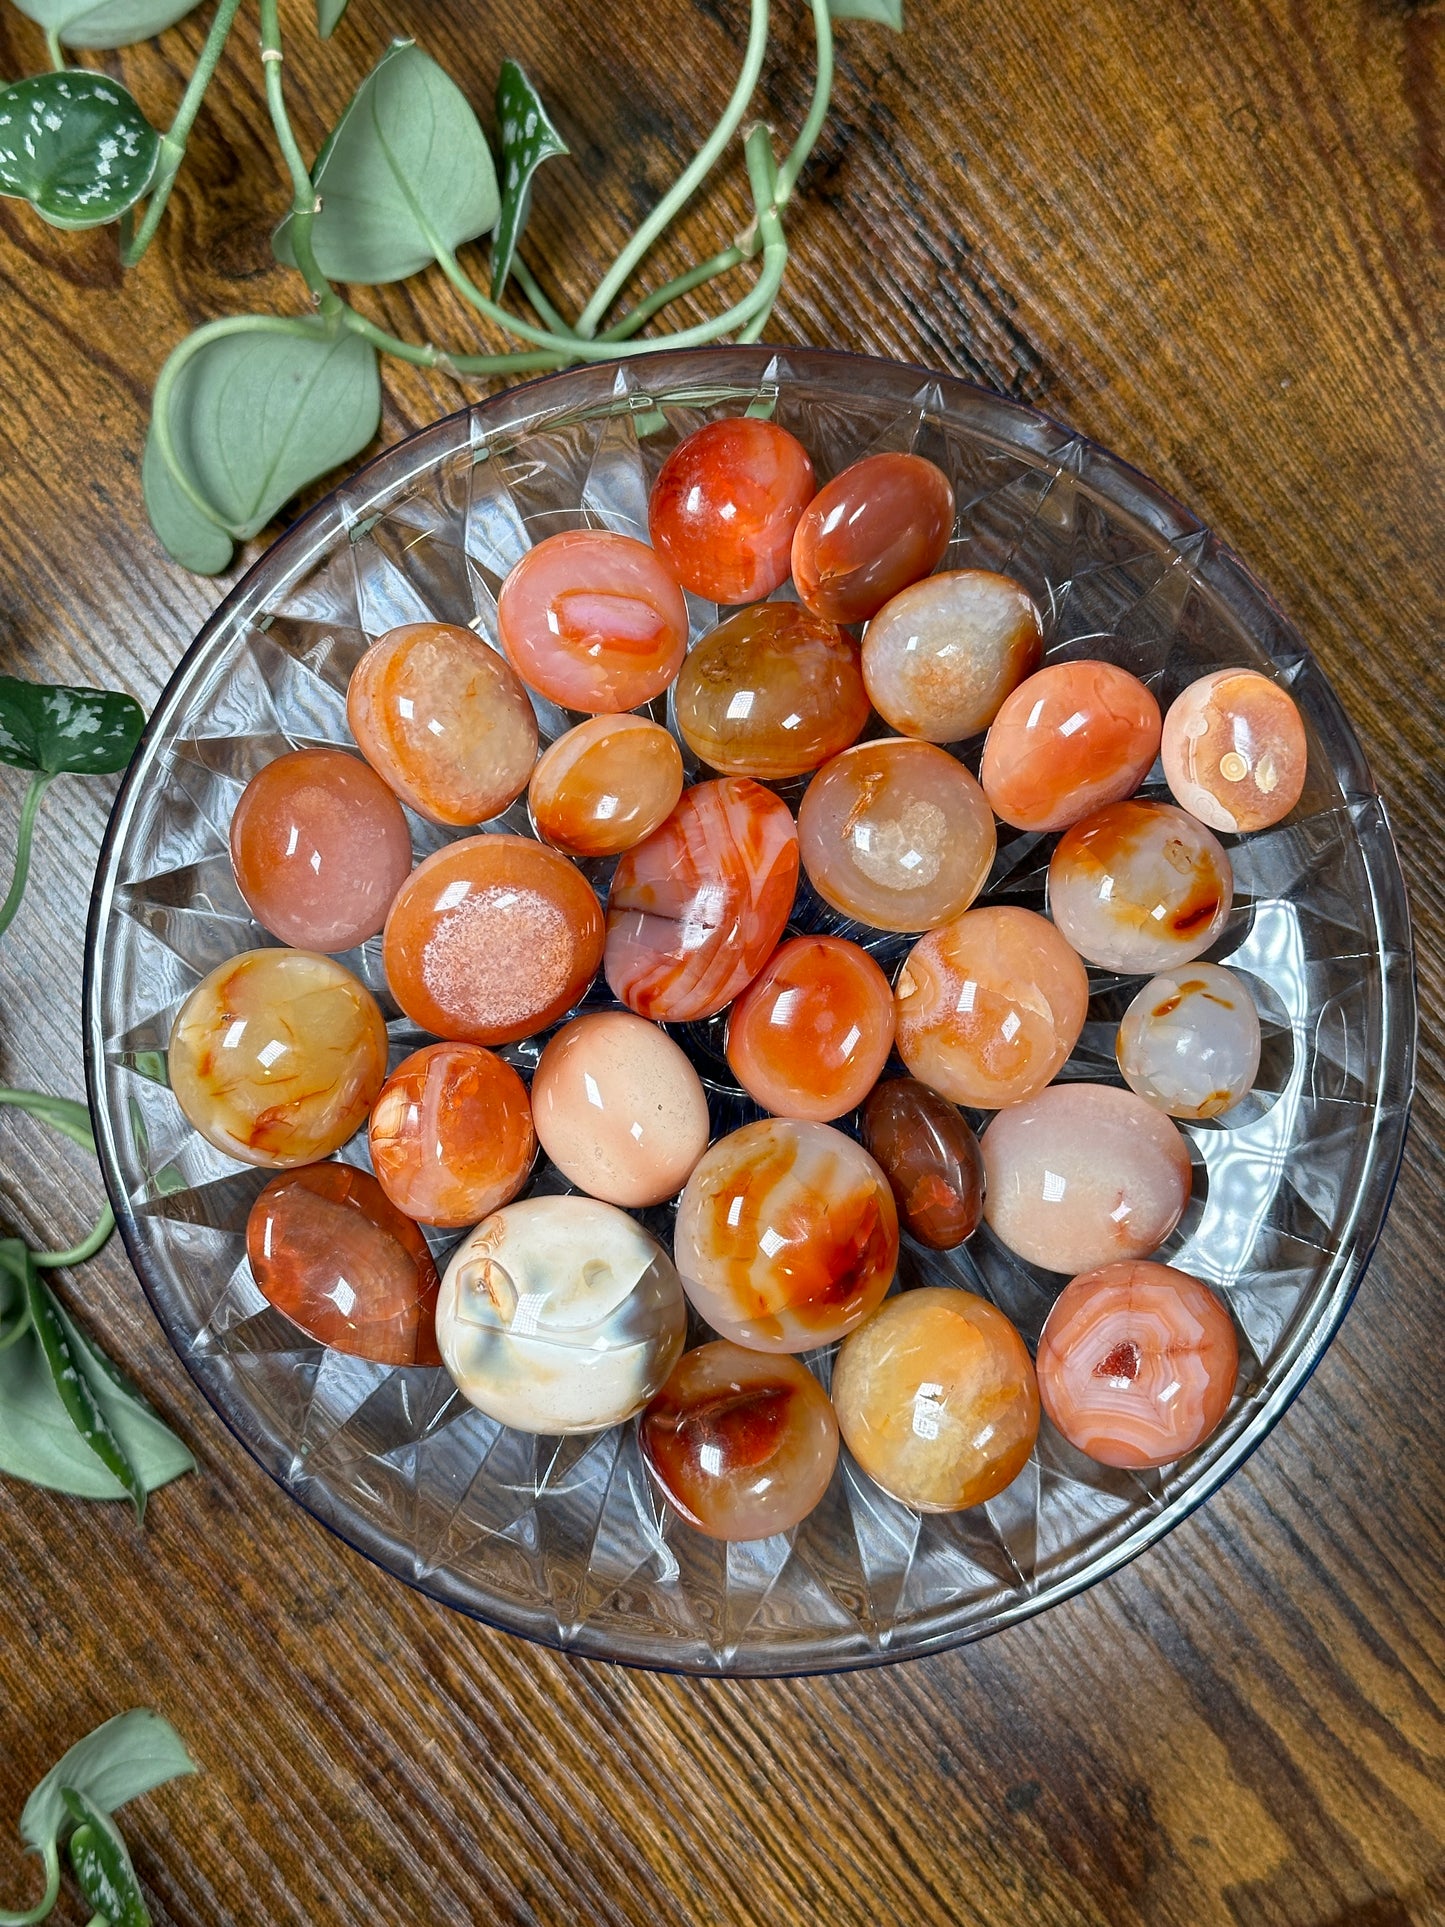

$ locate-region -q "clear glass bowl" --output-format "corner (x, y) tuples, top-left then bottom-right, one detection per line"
(83, 347), (1415, 1675)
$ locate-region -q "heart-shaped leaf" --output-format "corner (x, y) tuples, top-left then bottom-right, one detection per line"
(21, 1712), (196, 1857)
(9, 0), (201, 49)
(0, 677), (145, 775)
(274, 39), (499, 284)
(144, 319), (380, 565)
(63, 1793), (151, 1927)
(141, 429), (235, 575)
(491, 60), (568, 300)
(0, 72), (159, 229)
(315, 0), (350, 34)
(827, 0), (902, 24)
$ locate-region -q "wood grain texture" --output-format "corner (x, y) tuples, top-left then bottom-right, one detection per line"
(0, 0), (1442, 1921)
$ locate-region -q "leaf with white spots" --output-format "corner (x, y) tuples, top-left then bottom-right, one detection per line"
(0, 675), (145, 775)
(0, 71), (159, 229)
(491, 59), (568, 300)
(9, 0), (201, 51)
(64, 1791), (152, 1927)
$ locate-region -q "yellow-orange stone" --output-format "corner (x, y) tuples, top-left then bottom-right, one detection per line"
(528, 715), (684, 857)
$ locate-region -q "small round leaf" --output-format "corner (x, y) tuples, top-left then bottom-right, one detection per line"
(0, 72), (160, 229)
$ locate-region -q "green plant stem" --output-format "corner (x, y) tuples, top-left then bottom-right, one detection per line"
(0, 773), (54, 943)
(33, 1204), (115, 1271)
(336, 307), (567, 376)
(257, 0), (341, 317)
(150, 311), (328, 533)
(0, 1838), (61, 1927)
(43, 24), (64, 69)
(774, 0), (834, 206)
(509, 255), (571, 335)
(119, 0), (245, 268)
(737, 121), (786, 343)
(574, 0), (770, 338)
(601, 245), (746, 342)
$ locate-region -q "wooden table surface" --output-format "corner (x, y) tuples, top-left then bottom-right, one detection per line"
(0, 0), (1441, 1921)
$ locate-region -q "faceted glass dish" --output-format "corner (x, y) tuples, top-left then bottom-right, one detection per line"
(84, 347), (1415, 1676)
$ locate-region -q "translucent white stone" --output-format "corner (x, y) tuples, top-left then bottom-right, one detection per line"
(1117, 963), (1262, 1119)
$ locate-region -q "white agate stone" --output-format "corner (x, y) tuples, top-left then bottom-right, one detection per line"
(1047, 798), (1233, 975)
(436, 1196), (686, 1434)
(1117, 963), (1262, 1120)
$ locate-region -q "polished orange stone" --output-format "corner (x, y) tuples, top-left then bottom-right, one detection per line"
(726, 935), (895, 1122)
(368, 1042), (535, 1228)
(832, 1287), (1039, 1510)
(980, 659), (1162, 832)
(1036, 1260), (1238, 1468)
(229, 747), (412, 953)
(791, 452), (955, 624)
(496, 529), (688, 713)
(648, 417), (816, 604)
(604, 778), (799, 1022)
(247, 1162), (441, 1365)
(168, 948), (388, 1168)
(862, 569), (1044, 741)
(1161, 667), (1308, 833)
(797, 738), (996, 932)
(894, 905), (1090, 1108)
(1048, 799), (1233, 973)
(640, 1342), (839, 1540)
(674, 603), (870, 780)
(346, 622), (539, 827)
(383, 834), (604, 1045)
(674, 1118), (899, 1352)
(528, 714), (683, 857)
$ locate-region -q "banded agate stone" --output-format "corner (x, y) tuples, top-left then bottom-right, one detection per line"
(648, 418), (816, 604)
(528, 715), (683, 857)
(861, 1078), (984, 1250)
(862, 569), (1044, 742)
(1117, 963), (1261, 1119)
(368, 1042), (535, 1228)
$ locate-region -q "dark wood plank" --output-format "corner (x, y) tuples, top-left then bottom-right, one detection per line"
(0, 0), (1441, 1921)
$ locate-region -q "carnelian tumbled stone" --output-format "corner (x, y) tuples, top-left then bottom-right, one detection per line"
(832, 1287), (1039, 1511)
(726, 935), (895, 1122)
(648, 418), (816, 604)
(640, 1342), (839, 1541)
(674, 604), (870, 780)
(347, 623), (539, 827)
(246, 1162), (441, 1365)
(1048, 799), (1233, 974)
(528, 715), (683, 857)
(1036, 1260), (1238, 1468)
(861, 1078), (984, 1250)
(791, 452), (954, 624)
(1161, 667), (1308, 833)
(674, 1118), (899, 1352)
(604, 777), (799, 1022)
(383, 834), (604, 1045)
(229, 748), (412, 953)
(496, 529), (688, 713)
(797, 739), (996, 933)
(368, 1042), (535, 1228)
(862, 569), (1044, 742)
(169, 949), (388, 1168)
(980, 660), (1162, 832)
(894, 905), (1089, 1109)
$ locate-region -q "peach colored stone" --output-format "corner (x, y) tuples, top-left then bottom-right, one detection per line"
(347, 623), (539, 826)
(862, 569), (1044, 742)
(894, 905), (1089, 1108)
(1036, 1260), (1238, 1468)
(980, 1083), (1193, 1273)
(531, 1011), (710, 1208)
(1161, 667), (1308, 833)
(1048, 799), (1233, 974)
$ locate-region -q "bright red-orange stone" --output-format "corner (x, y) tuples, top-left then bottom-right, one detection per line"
(528, 714), (683, 857)
(726, 935), (895, 1122)
(791, 452), (955, 624)
(674, 603), (870, 780)
(604, 778), (800, 1022)
(246, 1162), (441, 1365)
(229, 748), (412, 953)
(980, 659), (1162, 832)
(1036, 1260), (1238, 1468)
(368, 1042), (535, 1228)
(346, 623), (539, 827)
(648, 417), (816, 604)
(496, 529), (688, 713)
(383, 834), (604, 1045)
